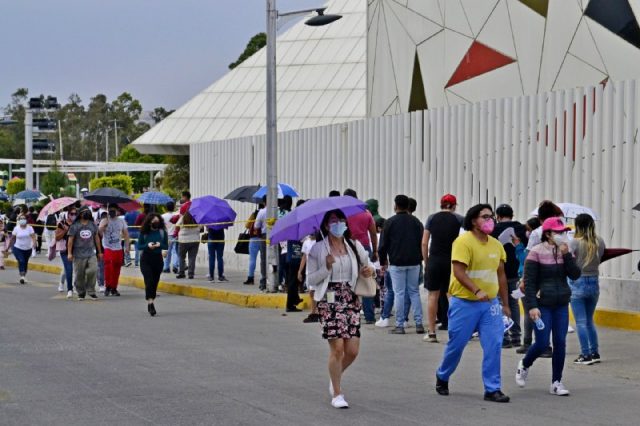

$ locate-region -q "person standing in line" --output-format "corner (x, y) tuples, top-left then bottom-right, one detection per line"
(161, 201), (179, 274)
(378, 195), (425, 334)
(176, 210), (201, 279)
(99, 204), (130, 297)
(251, 198), (269, 291)
(178, 190), (192, 215)
(207, 225), (227, 282)
(55, 207), (77, 299)
(137, 213), (168, 316)
(421, 194), (463, 342)
(492, 204), (528, 348)
(243, 201), (266, 286)
(515, 217), (581, 395)
(344, 189), (378, 324)
(123, 208), (140, 267)
(569, 214), (605, 365)
(306, 209), (375, 409)
(8, 214), (37, 284)
(434, 204), (511, 402)
(67, 207), (103, 300)
(0, 219), (8, 270)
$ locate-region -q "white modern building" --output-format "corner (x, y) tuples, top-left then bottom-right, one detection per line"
(133, 0), (640, 317)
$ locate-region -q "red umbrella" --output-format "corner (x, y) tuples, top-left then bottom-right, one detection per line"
(601, 248), (638, 263)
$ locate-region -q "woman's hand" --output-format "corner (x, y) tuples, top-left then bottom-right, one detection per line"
(297, 271), (303, 282)
(325, 254), (335, 270)
(148, 242), (155, 249)
(529, 308), (541, 321)
(359, 265), (374, 278)
(558, 243), (569, 255)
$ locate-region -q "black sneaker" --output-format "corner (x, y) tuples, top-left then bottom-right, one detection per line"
(516, 344), (530, 354)
(389, 327), (405, 335)
(435, 375), (449, 396)
(104, 288), (111, 297)
(243, 277), (255, 285)
(148, 303), (156, 317)
(77, 294), (86, 301)
(218, 276), (228, 282)
(303, 313), (320, 323)
(591, 352), (601, 363)
(484, 390), (510, 403)
(574, 354), (595, 365)
(365, 319), (375, 325)
(540, 347), (553, 358)
(112, 289), (120, 297)
(176, 274), (186, 279)
(89, 294), (98, 300)
(438, 324), (448, 331)
(172, 267), (179, 274)
(286, 307), (303, 313)
(416, 325), (425, 334)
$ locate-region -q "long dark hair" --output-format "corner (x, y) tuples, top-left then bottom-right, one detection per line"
(320, 209), (361, 267)
(182, 210), (196, 226)
(140, 213), (165, 235)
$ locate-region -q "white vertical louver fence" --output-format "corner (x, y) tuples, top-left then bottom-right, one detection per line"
(191, 80), (640, 306)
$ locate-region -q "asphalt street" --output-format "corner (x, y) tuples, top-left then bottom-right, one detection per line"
(1, 268), (639, 426)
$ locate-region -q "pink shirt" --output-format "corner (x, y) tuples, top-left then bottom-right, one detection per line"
(347, 211), (374, 248)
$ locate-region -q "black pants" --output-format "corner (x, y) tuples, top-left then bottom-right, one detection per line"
(178, 242), (199, 277)
(286, 260), (302, 309)
(141, 252), (163, 300)
(437, 291), (449, 327)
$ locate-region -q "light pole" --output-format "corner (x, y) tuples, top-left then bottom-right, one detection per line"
(25, 110), (33, 189)
(264, 2), (341, 291)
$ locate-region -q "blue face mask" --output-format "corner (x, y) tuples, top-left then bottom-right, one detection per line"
(329, 221), (348, 237)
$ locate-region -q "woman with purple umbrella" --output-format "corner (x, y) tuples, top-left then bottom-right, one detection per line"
(306, 209), (374, 409)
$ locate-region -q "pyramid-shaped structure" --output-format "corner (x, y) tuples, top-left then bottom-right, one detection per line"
(133, 0), (366, 154)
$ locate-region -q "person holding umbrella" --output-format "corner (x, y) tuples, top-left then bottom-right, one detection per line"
(8, 213), (37, 284)
(67, 207), (103, 300)
(99, 204), (130, 296)
(137, 213), (168, 316)
(306, 209), (375, 409)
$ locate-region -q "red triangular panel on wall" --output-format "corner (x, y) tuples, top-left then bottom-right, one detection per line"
(445, 41), (516, 88)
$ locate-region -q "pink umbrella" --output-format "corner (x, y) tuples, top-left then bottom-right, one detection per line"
(37, 197), (78, 221)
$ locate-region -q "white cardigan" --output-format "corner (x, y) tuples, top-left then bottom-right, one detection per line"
(306, 237), (373, 302)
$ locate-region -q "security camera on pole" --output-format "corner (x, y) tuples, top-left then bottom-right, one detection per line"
(264, 1), (341, 292)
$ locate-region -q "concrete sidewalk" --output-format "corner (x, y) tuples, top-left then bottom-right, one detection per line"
(5, 254), (311, 310)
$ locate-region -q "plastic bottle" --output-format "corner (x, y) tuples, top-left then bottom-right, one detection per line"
(534, 317), (545, 330)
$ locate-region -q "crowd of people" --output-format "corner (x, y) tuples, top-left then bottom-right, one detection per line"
(0, 189), (613, 409)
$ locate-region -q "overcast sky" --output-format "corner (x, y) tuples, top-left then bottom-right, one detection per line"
(1, 0), (322, 111)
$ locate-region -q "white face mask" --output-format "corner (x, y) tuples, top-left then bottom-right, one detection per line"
(552, 233), (569, 246)
(18, 219), (27, 226)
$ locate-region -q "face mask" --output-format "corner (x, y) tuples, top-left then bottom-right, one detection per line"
(329, 222), (347, 238)
(18, 219), (27, 226)
(480, 219), (495, 234)
(525, 231), (531, 238)
(109, 210), (117, 218)
(552, 233), (568, 246)
(82, 212), (92, 221)
(151, 222), (160, 229)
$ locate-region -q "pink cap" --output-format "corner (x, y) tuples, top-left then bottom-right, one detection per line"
(542, 217), (570, 232)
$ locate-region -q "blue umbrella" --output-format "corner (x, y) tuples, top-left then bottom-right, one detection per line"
(270, 196), (366, 245)
(14, 190), (43, 202)
(189, 196), (237, 230)
(252, 183), (299, 200)
(137, 191), (173, 205)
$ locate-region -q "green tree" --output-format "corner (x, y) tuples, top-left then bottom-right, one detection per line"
(161, 155), (190, 200)
(7, 178), (25, 195)
(89, 175), (134, 195)
(114, 145), (163, 192)
(40, 168), (68, 198)
(229, 33), (266, 69)
(150, 107), (175, 124)
(55, 93), (86, 161)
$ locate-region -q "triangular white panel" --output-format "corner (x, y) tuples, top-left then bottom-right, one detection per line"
(446, 89), (471, 105)
(442, 0), (474, 37)
(443, 29), (475, 84)
(476, 0), (516, 57)
(370, 2), (400, 116)
(537, 0), (582, 92)
(417, 30), (447, 108)
(507, 0), (545, 95)
(460, 0), (500, 36)
(552, 54), (607, 90)
(386, 0), (443, 43)
(569, 19), (607, 74)
(406, 0), (443, 25)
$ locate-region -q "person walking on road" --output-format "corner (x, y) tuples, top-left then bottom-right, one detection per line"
(55, 207), (78, 299)
(569, 214), (605, 365)
(378, 195), (425, 334)
(515, 217), (581, 396)
(137, 213), (168, 316)
(8, 214), (37, 284)
(422, 194), (463, 342)
(67, 207), (103, 300)
(99, 204), (130, 297)
(306, 209), (374, 409)
(435, 204), (511, 403)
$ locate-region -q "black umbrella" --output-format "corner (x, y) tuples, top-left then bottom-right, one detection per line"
(84, 187), (133, 205)
(224, 185), (261, 203)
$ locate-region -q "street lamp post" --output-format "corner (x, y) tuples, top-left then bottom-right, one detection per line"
(264, 1), (341, 292)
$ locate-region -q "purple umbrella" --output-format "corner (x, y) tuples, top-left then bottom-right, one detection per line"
(270, 196), (366, 245)
(189, 196), (237, 230)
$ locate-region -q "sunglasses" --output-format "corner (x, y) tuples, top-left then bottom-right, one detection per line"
(480, 214), (495, 220)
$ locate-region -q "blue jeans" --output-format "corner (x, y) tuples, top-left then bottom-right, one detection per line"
(60, 252), (74, 291)
(248, 238), (267, 285)
(208, 242), (225, 278)
(163, 237), (179, 271)
(381, 271), (394, 319)
(523, 304), (569, 383)
(437, 297), (504, 392)
(12, 247), (31, 275)
(569, 276), (600, 355)
(388, 265), (422, 327)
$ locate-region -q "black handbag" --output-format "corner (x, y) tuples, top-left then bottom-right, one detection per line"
(234, 232), (250, 255)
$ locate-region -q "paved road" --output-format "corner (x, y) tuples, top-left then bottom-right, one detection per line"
(1, 269), (639, 426)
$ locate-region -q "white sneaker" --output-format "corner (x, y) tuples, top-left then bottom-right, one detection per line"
(550, 381), (570, 396)
(331, 394), (349, 409)
(98, 285), (105, 294)
(375, 318), (389, 328)
(66, 290), (73, 299)
(568, 325), (575, 333)
(58, 283), (64, 292)
(516, 359), (529, 387)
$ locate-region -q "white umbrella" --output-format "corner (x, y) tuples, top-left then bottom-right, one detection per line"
(529, 202), (598, 220)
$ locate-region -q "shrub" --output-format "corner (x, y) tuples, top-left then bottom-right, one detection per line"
(89, 175), (134, 195)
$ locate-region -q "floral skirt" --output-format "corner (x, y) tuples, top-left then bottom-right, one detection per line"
(317, 282), (362, 340)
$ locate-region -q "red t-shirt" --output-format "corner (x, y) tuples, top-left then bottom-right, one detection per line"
(347, 210), (374, 248)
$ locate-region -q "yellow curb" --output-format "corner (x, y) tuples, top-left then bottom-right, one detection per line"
(5, 259), (310, 310)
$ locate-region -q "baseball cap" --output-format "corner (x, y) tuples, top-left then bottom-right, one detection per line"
(542, 217), (571, 232)
(441, 194), (457, 206)
(496, 204), (514, 218)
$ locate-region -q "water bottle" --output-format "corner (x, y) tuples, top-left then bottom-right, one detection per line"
(534, 318), (545, 330)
